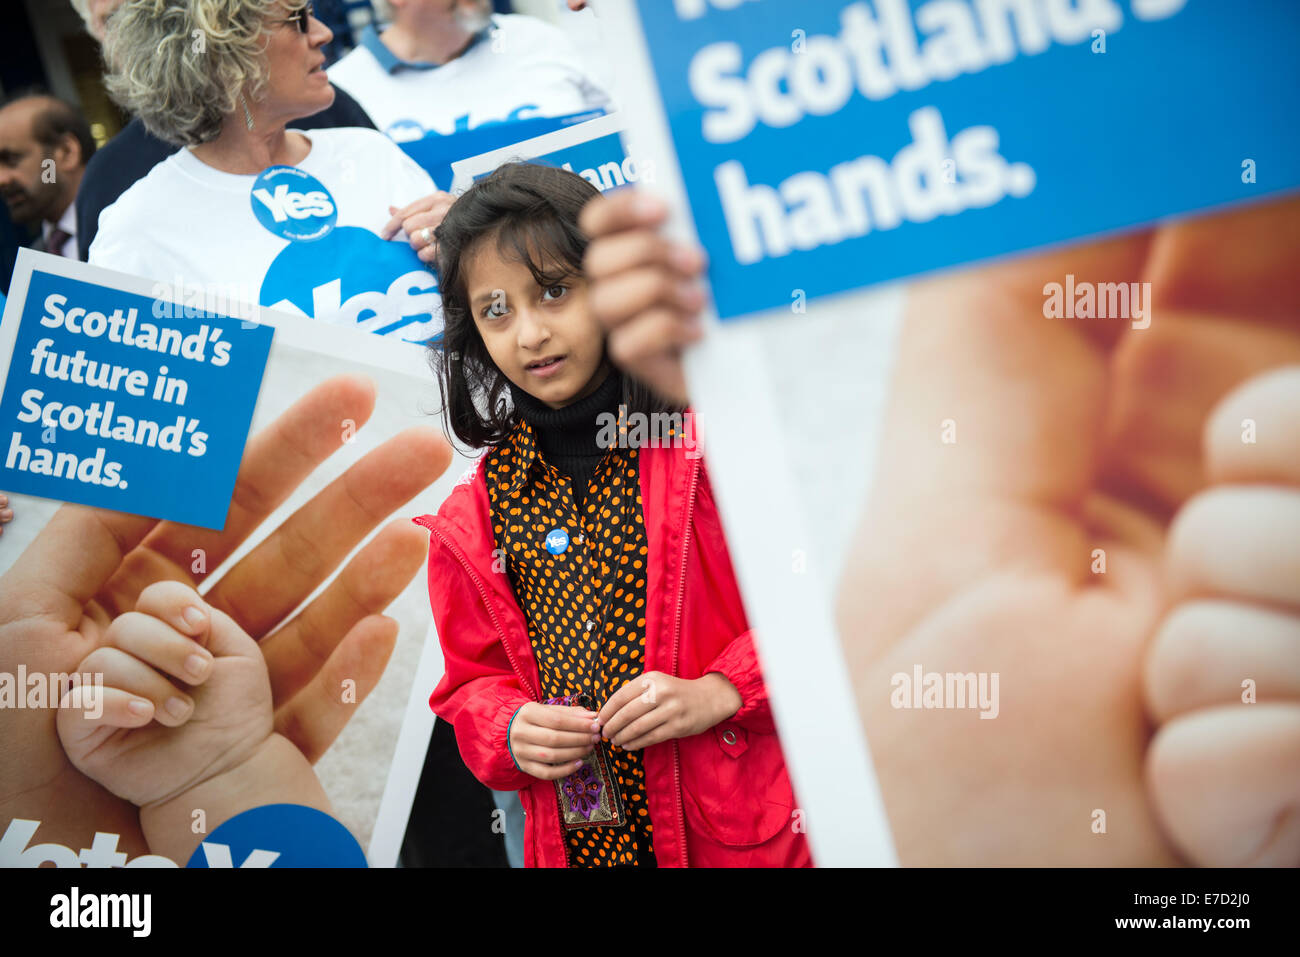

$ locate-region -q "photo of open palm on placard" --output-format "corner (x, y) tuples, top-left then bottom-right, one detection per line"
(837, 197), (1300, 866)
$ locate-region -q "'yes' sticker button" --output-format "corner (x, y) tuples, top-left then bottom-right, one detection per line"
(250, 166), (338, 243)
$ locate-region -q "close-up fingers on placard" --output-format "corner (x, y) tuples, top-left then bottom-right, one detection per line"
(1203, 365), (1300, 487)
(58, 686), (158, 733)
(104, 610), (213, 688)
(1144, 600), (1300, 722)
(92, 376), (380, 616)
(76, 646), (194, 728)
(1163, 485), (1300, 610)
(1148, 703), (1300, 866)
(204, 426), (449, 638)
(260, 518), (428, 705)
(272, 614), (398, 765)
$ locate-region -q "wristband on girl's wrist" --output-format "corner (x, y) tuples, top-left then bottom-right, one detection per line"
(506, 705), (525, 772)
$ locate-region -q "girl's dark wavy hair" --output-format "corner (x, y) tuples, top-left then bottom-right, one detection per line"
(432, 162), (680, 451)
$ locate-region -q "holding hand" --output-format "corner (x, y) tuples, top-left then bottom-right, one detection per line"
(580, 189), (706, 405)
(57, 580), (271, 808)
(509, 702), (602, 780)
(598, 672), (741, 751)
(582, 182), (1299, 864)
(382, 191), (457, 264)
(55, 579), (336, 864)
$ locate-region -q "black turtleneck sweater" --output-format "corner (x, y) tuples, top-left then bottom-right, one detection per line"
(508, 368), (622, 502)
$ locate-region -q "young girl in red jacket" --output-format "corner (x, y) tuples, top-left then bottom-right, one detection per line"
(416, 162), (810, 868)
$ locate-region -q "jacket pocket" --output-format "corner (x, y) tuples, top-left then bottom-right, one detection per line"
(678, 722), (795, 847)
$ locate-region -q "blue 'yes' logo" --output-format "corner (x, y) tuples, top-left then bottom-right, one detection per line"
(250, 166), (338, 242)
(545, 528), (570, 555)
(260, 226), (442, 344)
(385, 119), (426, 143)
(186, 804), (367, 867)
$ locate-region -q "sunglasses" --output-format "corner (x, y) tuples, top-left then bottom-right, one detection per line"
(273, 2), (314, 34)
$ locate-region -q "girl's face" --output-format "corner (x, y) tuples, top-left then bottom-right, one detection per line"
(464, 238), (607, 410)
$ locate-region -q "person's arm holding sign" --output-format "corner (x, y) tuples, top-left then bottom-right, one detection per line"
(0, 375), (452, 861)
(579, 185), (1300, 865)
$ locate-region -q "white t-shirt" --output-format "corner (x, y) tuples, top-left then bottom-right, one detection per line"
(328, 14), (611, 142)
(89, 127), (442, 344)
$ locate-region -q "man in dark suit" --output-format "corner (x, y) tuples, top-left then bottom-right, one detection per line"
(0, 91), (91, 549)
(0, 92), (94, 261)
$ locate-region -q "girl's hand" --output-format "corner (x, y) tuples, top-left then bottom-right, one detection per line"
(580, 189), (707, 405)
(381, 191), (456, 264)
(598, 672), (742, 751)
(509, 702), (602, 781)
(0, 493), (11, 537)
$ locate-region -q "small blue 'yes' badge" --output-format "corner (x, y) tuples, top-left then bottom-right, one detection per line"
(545, 527), (570, 555)
(250, 165), (338, 242)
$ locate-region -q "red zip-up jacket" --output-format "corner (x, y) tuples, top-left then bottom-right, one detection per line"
(414, 439), (812, 867)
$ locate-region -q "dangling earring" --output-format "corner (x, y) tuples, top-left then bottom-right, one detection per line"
(241, 94), (254, 131)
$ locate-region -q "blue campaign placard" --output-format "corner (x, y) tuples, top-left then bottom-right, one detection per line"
(471, 130), (644, 194)
(400, 108), (607, 189)
(532, 132), (643, 193)
(631, 0), (1300, 320)
(0, 266), (273, 529)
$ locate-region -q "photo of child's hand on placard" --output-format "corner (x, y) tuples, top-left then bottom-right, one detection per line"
(837, 196), (1300, 867)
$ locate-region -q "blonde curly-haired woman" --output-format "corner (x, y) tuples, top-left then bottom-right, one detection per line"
(70, 0), (376, 262)
(89, 0), (453, 345)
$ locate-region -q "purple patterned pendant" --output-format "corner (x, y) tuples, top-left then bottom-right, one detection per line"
(545, 692), (626, 829)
